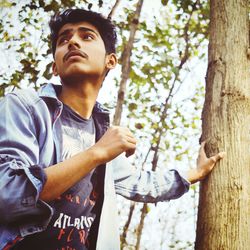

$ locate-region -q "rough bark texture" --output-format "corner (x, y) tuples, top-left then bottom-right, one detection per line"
(195, 1), (250, 249)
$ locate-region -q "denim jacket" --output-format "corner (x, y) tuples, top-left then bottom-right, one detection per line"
(0, 83), (190, 249)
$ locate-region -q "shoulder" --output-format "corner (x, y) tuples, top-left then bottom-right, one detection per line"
(2, 87), (51, 121)
(4, 83), (58, 109)
(9, 88), (42, 106)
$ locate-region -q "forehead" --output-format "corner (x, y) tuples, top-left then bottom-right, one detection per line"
(58, 21), (101, 36)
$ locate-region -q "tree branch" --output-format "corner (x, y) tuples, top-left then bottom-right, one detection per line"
(113, 0), (144, 125)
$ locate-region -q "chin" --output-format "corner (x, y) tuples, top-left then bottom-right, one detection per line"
(61, 70), (96, 84)
(62, 67), (87, 77)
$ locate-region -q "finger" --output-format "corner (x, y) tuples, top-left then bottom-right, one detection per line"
(124, 129), (135, 139)
(126, 136), (137, 145)
(216, 152), (226, 160)
(199, 141), (207, 157)
(116, 127), (135, 140)
(209, 152), (226, 163)
(124, 139), (136, 157)
(200, 141), (206, 149)
(125, 148), (135, 157)
(219, 152), (226, 158)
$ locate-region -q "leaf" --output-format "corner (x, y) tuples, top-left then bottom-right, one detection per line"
(135, 123), (144, 129)
(161, 0), (168, 6)
(43, 62), (53, 80)
(88, 3), (93, 10)
(0, 0), (12, 8)
(98, 0), (103, 7)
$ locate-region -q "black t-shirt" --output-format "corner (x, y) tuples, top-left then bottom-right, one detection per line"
(14, 105), (97, 250)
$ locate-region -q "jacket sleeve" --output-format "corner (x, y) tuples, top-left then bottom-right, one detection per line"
(112, 154), (190, 203)
(0, 93), (51, 225)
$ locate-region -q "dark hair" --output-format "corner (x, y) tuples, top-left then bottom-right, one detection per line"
(49, 9), (117, 56)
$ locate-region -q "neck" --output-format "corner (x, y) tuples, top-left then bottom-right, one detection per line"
(58, 79), (101, 119)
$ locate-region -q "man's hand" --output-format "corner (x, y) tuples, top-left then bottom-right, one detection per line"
(187, 141), (225, 184)
(40, 126), (136, 201)
(90, 126), (137, 165)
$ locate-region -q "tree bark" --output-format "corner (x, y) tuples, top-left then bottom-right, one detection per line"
(108, 0), (121, 19)
(195, 1), (250, 249)
(135, 204), (147, 250)
(113, 0), (144, 125)
(120, 202), (135, 248)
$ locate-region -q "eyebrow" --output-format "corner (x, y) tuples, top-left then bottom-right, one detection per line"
(58, 27), (99, 39)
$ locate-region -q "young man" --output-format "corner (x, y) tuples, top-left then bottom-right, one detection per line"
(0, 9), (224, 250)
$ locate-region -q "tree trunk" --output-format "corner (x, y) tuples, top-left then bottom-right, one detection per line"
(108, 0), (121, 19)
(135, 204), (147, 250)
(195, 1), (250, 249)
(113, 0), (144, 125)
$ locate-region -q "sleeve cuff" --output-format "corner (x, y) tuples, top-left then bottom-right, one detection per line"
(176, 169), (191, 185)
(29, 165), (47, 186)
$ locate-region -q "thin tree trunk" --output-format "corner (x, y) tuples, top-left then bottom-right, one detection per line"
(120, 202), (136, 248)
(133, 2), (199, 247)
(116, 1), (144, 247)
(195, 1), (250, 249)
(113, 0), (144, 125)
(133, 69), (186, 249)
(108, 0), (121, 19)
(135, 204), (147, 250)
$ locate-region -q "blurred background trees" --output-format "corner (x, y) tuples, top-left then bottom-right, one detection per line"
(0, 0), (210, 249)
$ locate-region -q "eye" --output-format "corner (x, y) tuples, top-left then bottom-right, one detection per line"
(58, 36), (69, 45)
(82, 33), (95, 40)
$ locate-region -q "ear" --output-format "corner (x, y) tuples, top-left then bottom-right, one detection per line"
(52, 62), (59, 76)
(105, 53), (117, 70)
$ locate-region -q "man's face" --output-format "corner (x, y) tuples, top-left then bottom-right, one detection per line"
(52, 21), (113, 82)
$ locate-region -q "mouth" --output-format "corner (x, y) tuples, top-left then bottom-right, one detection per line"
(63, 50), (88, 62)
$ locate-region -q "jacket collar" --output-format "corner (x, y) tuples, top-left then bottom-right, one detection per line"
(38, 83), (110, 115)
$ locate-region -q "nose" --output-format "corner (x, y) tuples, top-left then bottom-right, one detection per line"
(68, 35), (80, 50)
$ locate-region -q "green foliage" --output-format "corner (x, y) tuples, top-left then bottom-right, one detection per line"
(0, 0), (209, 249)
(118, 3), (208, 246)
(161, 0), (169, 6)
(124, 0), (209, 166)
(0, 0), (15, 8)
(0, 0), (107, 96)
